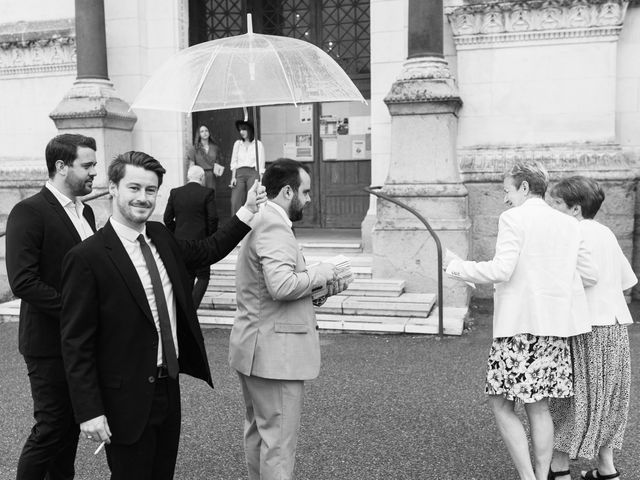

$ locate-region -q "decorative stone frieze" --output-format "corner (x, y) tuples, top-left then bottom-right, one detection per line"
(458, 143), (639, 182)
(444, 0), (629, 47)
(0, 19), (76, 77)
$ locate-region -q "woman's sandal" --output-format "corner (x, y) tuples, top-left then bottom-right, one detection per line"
(581, 469), (620, 479)
(548, 470), (571, 480)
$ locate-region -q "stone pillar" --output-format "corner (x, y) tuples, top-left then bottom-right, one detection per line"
(49, 0), (136, 196)
(371, 0), (471, 308)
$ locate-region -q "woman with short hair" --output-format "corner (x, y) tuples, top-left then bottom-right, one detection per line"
(230, 120), (265, 215)
(444, 161), (597, 480)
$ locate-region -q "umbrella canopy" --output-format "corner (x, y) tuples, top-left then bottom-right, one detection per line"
(131, 22), (366, 113)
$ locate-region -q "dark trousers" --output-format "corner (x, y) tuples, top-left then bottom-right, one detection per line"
(230, 167), (260, 215)
(17, 356), (80, 480)
(105, 377), (180, 480)
(190, 266), (210, 310)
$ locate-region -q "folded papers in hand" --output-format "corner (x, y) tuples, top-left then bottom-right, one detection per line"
(310, 255), (353, 305)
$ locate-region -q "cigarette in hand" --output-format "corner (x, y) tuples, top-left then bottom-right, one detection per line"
(94, 441), (106, 455)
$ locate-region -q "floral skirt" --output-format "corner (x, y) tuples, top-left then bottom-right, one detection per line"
(485, 333), (573, 403)
(550, 325), (631, 459)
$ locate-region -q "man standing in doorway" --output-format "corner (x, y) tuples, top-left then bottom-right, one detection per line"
(164, 165), (219, 308)
(229, 158), (346, 480)
(6, 134), (98, 480)
(60, 151), (265, 479)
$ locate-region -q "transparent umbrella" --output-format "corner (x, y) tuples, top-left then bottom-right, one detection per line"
(131, 15), (366, 173)
(131, 15), (365, 113)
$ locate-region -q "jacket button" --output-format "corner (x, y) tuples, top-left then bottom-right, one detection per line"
(148, 376), (155, 383)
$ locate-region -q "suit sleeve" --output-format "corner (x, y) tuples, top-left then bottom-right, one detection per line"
(60, 248), (105, 424)
(256, 221), (322, 301)
(618, 243), (637, 291)
(205, 189), (218, 234)
(446, 211), (522, 284)
(179, 215), (250, 271)
(6, 202), (62, 316)
(163, 190), (176, 233)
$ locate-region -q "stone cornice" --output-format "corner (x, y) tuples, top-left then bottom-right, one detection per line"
(458, 143), (639, 181)
(445, 0), (629, 48)
(0, 18), (76, 77)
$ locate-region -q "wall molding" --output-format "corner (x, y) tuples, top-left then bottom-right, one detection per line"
(0, 19), (76, 77)
(457, 143), (639, 181)
(445, 0), (629, 48)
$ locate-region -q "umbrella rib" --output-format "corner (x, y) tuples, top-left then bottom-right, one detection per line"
(263, 37), (298, 106)
(189, 47), (220, 112)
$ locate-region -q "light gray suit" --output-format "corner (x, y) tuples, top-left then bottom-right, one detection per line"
(229, 202), (324, 480)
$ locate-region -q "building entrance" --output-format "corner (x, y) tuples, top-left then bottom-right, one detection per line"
(189, 0), (371, 228)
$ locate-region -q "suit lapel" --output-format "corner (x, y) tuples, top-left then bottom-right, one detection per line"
(147, 224), (190, 316)
(102, 221), (155, 325)
(41, 187), (83, 243)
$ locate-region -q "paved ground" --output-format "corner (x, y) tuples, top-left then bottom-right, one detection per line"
(1, 300), (638, 480)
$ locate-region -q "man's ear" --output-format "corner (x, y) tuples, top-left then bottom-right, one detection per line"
(572, 204), (582, 218)
(520, 180), (530, 194)
(108, 180), (117, 197)
(55, 160), (67, 175)
(282, 185), (293, 199)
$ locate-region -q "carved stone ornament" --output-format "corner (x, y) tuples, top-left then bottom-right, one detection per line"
(457, 143), (639, 181)
(384, 57), (462, 106)
(444, 0), (629, 48)
(0, 19), (76, 77)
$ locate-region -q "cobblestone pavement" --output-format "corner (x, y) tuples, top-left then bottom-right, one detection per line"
(1, 300), (638, 480)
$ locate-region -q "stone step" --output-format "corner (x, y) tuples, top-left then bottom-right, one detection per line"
(208, 266), (373, 291)
(213, 252), (372, 268)
(195, 307), (466, 336)
(0, 299), (465, 336)
(229, 241), (362, 256)
(207, 277), (404, 296)
(201, 292), (435, 318)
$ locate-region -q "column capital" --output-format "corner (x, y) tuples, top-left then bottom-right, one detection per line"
(384, 57), (462, 110)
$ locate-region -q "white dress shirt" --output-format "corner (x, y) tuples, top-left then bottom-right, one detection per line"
(230, 139), (266, 174)
(446, 198), (598, 338)
(110, 217), (178, 366)
(45, 182), (93, 240)
(580, 219), (637, 326)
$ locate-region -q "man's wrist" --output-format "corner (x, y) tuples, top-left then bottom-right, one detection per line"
(236, 206), (255, 224)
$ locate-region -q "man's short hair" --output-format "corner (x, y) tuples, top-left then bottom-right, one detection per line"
(187, 165), (205, 182)
(108, 151), (166, 187)
(504, 161), (549, 197)
(550, 176), (605, 219)
(262, 158), (310, 199)
(45, 134), (97, 178)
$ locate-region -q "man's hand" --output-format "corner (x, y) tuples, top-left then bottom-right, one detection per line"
(243, 180), (267, 214)
(314, 263), (337, 286)
(80, 415), (112, 444)
(327, 277), (350, 297)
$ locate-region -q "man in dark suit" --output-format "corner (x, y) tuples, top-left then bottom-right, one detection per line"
(163, 165), (218, 308)
(6, 134), (98, 480)
(59, 151), (265, 480)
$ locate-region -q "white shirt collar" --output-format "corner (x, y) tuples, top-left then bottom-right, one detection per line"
(110, 217), (148, 243)
(266, 201), (292, 228)
(45, 181), (75, 208)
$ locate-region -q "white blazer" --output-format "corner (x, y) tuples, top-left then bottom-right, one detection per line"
(580, 220), (637, 326)
(446, 198), (598, 338)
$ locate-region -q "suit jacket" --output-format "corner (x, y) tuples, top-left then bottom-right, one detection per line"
(446, 198), (598, 338)
(164, 182), (218, 240)
(60, 217), (250, 444)
(6, 186), (96, 357)
(229, 203), (324, 381)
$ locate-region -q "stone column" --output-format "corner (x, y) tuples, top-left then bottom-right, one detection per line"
(371, 0), (471, 308)
(50, 0), (136, 199)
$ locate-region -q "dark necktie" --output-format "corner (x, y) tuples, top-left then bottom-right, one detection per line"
(137, 234), (179, 379)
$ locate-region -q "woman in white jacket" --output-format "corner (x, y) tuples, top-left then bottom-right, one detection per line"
(444, 162), (597, 480)
(547, 176), (635, 480)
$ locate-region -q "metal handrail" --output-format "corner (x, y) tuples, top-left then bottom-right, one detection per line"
(364, 185), (445, 337)
(0, 190), (110, 239)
